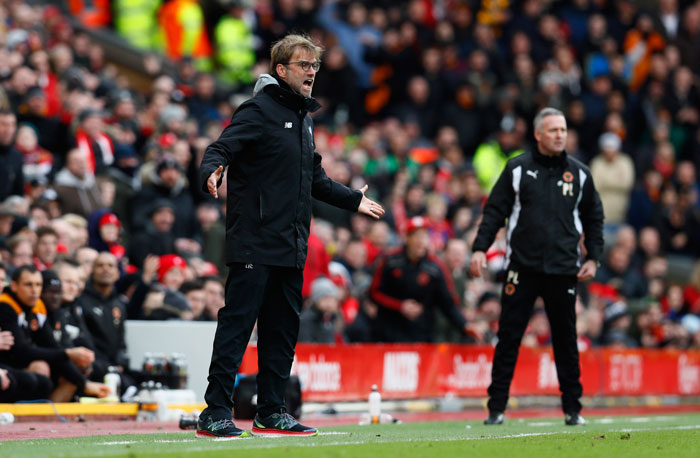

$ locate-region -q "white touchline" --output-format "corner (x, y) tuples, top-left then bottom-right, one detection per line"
(94, 423), (700, 452)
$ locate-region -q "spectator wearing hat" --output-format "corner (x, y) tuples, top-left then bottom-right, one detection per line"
(369, 216), (470, 342)
(88, 211), (127, 263)
(128, 199), (177, 269)
(53, 148), (104, 218)
(298, 277), (343, 344)
(129, 154), (201, 254)
(601, 300), (637, 347)
(590, 132), (635, 226)
(139, 254), (192, 320)
(0, 110), (24, 204)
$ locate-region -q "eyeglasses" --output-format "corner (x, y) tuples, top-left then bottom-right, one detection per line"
(285, 60), (321, 72)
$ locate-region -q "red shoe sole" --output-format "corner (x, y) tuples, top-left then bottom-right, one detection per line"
(251, 427), (318, 437)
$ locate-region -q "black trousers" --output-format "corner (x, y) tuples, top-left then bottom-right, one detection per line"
(0, 364), (53, 402)
(487, 267), (583, 415)
(202, 263), (303, 420)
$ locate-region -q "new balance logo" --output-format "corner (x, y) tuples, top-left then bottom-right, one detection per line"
(568, 288), (576, 296)
(284, 122), (293, 128)
(245, 264), (253, 269)
(526, 170), (538, 179)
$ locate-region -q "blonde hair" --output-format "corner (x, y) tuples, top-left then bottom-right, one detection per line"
(270, 34), (323, 76)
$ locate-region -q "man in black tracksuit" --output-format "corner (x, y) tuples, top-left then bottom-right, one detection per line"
(198, 34), (384, 438)
(470, 108), (604, 426)
(78, 253), (130, 384)
(369, 217), (469, 342)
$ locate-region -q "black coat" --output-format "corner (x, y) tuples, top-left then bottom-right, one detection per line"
(369, 248), (467, 343)
(199, 75), (362, 269)
(0, 144), (24, 202)
(473, 149), (605, 275)
(78, 282), (128, 368)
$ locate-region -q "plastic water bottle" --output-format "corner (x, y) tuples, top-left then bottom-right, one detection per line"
(104, 366), (121, 398)
(369, 384), (381, 424)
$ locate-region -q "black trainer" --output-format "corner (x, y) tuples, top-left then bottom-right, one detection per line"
(484, 411), (505, 425)
(564, 413), (587, 426)
(196, 416), (249, 439)
(252, 411), (318, 437)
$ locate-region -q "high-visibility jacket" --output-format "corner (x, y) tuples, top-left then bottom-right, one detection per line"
(158, 0), (213, 71)
(114, 0), (162, 50)
(473, 140), (524, 192)
(214, 16), (255, 86)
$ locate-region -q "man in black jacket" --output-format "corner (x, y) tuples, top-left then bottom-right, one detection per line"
(470, 107), (604, 427)
(0, 265), (110, 401)
(369, 216), (470, 342)
(78, 252), (130, 385)
(198, 34), (384, 438)
(0, 110), (23, 203)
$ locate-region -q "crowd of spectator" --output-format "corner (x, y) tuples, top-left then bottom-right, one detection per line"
(1, 0), (700, 402)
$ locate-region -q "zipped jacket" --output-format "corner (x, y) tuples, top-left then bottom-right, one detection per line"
(200, 74), (362, 269)
(472, 149), (604, 275)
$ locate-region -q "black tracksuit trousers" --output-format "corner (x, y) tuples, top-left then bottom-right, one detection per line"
(487, 267), (583, 415)
(202, 263), (303, 421)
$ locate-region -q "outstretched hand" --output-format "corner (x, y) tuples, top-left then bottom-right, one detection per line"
(357, 185), (385, 220)
(207, 165), (224, 199)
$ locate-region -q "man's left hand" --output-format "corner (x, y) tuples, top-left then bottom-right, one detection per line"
(357, 185), (385, 220)
(577, 260), (597, 282)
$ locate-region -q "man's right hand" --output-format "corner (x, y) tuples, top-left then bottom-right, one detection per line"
(400, 299), (424, 321)
(66, 347), (95, 368)
(84, 381), (112, 398)
(469, 251), (487, 277)
(207, 165), (224, 199)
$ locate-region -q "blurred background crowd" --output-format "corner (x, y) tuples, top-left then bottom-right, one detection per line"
(0, 0), (699, 380)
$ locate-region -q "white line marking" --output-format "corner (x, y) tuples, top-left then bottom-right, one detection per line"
(91, 423), (700, 452)
(96, 441), (138, 445)
(595, 418), (615, 424)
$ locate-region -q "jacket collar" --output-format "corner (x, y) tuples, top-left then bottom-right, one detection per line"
(532, 147), (568, 168)
(254, 73), (321, 113)
(84, 280), (116, 301)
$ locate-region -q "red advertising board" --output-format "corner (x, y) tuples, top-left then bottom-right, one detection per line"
(239, 344), (700, 402)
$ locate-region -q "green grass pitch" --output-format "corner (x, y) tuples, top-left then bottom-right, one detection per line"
(2, 413), (699, 458)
